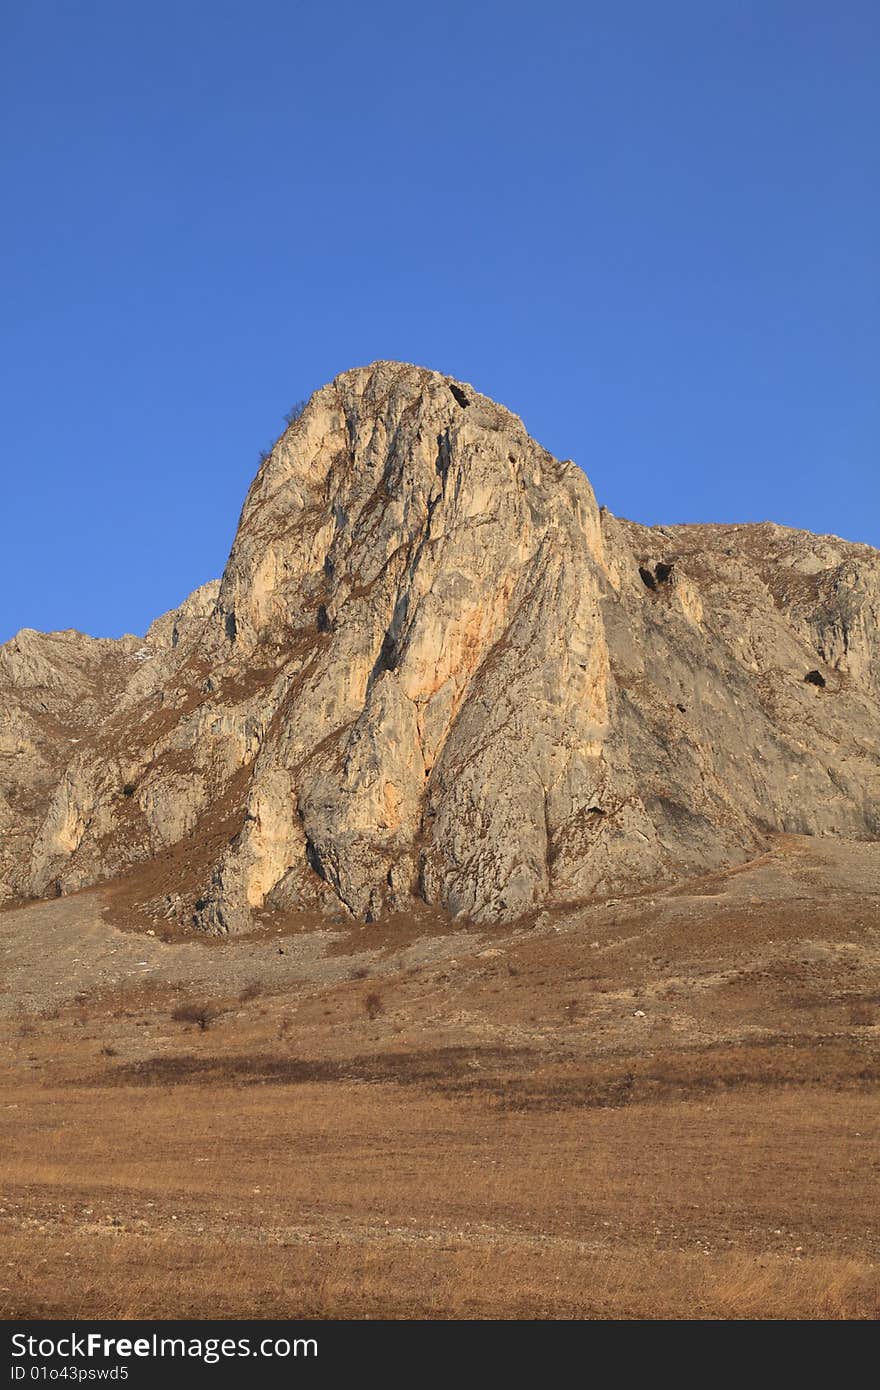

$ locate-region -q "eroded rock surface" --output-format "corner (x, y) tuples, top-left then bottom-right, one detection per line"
(2, 362), (878, 929)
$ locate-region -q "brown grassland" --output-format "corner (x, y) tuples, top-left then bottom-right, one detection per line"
(1, 836), (877, 1319)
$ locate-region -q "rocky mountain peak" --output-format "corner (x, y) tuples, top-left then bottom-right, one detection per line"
(2, 363), (878, 930)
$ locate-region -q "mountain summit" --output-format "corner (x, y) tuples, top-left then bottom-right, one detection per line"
(2, 361), (879, 929)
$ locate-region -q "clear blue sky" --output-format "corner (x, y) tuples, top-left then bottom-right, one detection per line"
(1, 1), (877, 643)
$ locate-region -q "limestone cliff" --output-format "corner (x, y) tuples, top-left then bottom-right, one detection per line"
(2, 362), (878, 929)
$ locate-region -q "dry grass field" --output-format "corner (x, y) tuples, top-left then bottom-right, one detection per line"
(1, 836), (878, 1319)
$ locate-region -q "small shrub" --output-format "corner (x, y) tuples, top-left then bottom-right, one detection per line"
(238, 982), (264, 1003)
(350, 966), (369, 981)
(364, 991), (383, 1021)
(100, 1045), (118, 1057)
(284, 399), (308, 426)
(171, 1003), (219, 1032)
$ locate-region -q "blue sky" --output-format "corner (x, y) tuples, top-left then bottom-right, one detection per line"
(1, 1), (877, 642)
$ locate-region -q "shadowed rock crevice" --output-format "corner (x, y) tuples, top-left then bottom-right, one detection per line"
(304, 836), (327, 881)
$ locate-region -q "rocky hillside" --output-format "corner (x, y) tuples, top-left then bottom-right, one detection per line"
(2, 362), (878, 930)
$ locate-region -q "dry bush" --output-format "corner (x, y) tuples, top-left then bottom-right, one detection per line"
(238, 982), (265, 1004)
(171, 1003), (220, 1032)
(364, 992), (383, 1020)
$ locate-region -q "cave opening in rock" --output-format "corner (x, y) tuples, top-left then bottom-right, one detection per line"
(804, 669), (826, 688)
(448, 383), (470, 408)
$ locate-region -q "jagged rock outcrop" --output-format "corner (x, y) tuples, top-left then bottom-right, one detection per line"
(2, 362), (879, 929)
(0, 628), (143, 900)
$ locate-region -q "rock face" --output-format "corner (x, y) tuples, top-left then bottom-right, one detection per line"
(2, 361), (879, 929)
